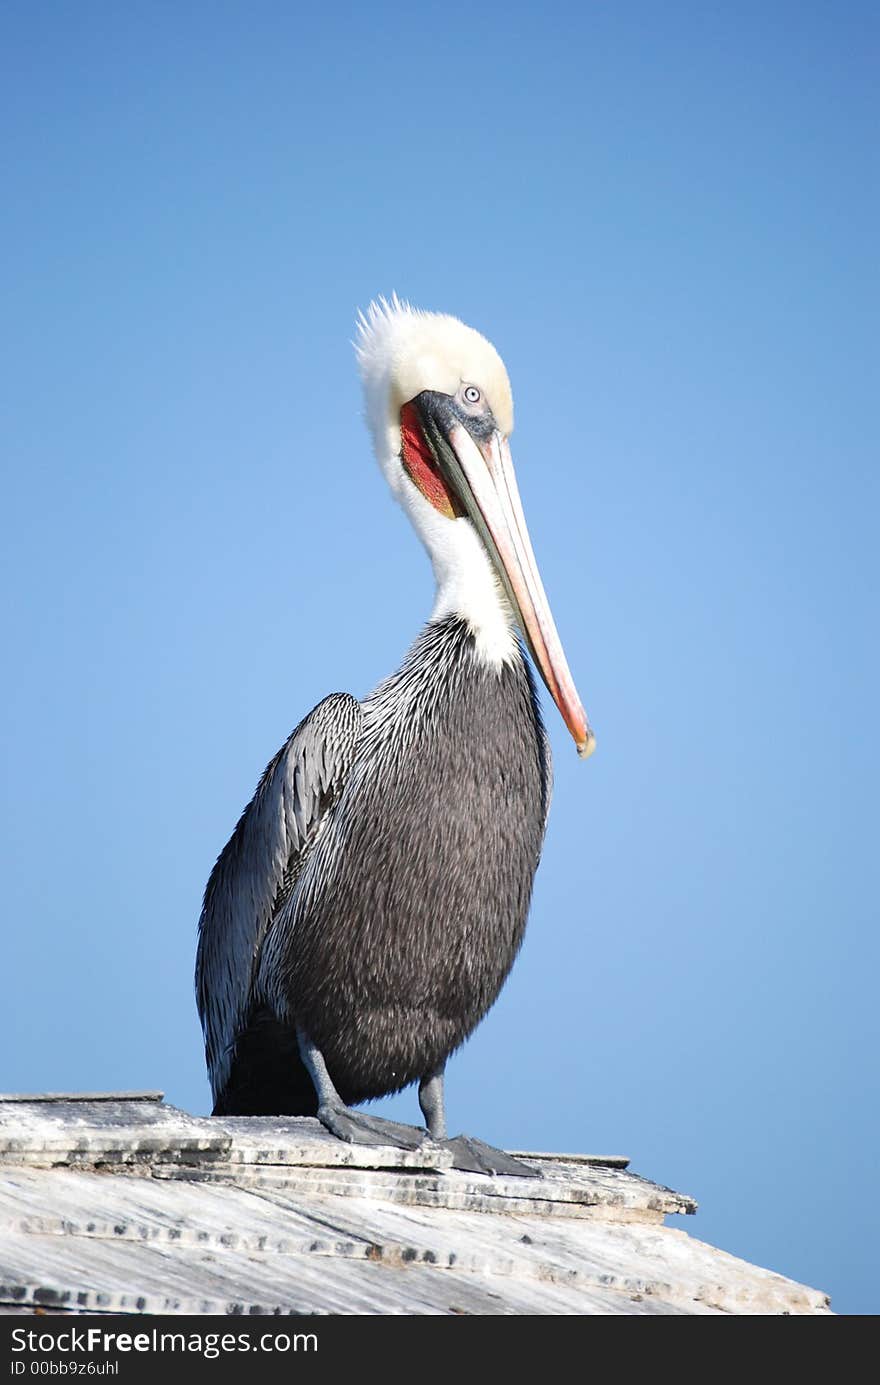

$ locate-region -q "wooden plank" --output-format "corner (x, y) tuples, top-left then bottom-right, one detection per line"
(0, 1167), (830, 1316)
(153, 1154), (696, 1219)
(206, 1115), (454, 1170)
(0, 1101), (231, 1168)
(0, 1092), (165, 1104)
(0, 1119), (832, 1316)
(0, 1228), (722, 1315)
(0, 1104), (450, 1172)
(0, 1100), (694, 1218)
(510, 1150), (630, 1168)
(0, 1168), (683, 1281)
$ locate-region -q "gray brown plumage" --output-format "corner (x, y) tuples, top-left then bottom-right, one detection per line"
(198, 618), (550, 1115)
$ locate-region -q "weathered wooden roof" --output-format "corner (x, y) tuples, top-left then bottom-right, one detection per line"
(0, 1094), (831, 1315)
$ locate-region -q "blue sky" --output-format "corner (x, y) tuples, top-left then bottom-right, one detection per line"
(2, 1), (877, 1315)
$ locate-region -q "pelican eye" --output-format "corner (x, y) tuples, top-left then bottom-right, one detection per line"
(462, 385), (482, 405)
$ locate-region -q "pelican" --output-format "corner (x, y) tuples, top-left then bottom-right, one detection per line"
(195, 298), (594, 1175)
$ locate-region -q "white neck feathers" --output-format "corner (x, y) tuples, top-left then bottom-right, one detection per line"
(400, 473), (518, 668)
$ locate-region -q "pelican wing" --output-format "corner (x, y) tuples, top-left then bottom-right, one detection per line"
(195, 692), (362, 1103)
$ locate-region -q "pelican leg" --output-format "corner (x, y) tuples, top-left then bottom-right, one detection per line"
(419, 1063), (541, 1178)
(297, 1032), (540, 1176)
(296, 1029), (428, 1151)
(418, 1068), (447, 1139)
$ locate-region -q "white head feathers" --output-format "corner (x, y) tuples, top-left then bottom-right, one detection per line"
(355, 296), (514, 470)
(353, 296), (518, 665)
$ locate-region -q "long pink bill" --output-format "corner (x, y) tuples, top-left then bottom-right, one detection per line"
(443, 421), (595, 759)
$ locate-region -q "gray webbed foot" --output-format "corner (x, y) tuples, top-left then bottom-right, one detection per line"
(441, 1134), (542, 1179)
(301, 1035), (538, 1176)
(317, 1103), (429, 1151)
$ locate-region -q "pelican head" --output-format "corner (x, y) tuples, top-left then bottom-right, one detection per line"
(356, 296), (594, 759)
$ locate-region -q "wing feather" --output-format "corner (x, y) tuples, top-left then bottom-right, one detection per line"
(195, 692), (362, 1103)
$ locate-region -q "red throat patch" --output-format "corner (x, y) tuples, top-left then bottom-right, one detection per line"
(400, 402), (465, 520)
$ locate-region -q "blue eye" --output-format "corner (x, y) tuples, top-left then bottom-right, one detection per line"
(463, 385), (481, 405)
